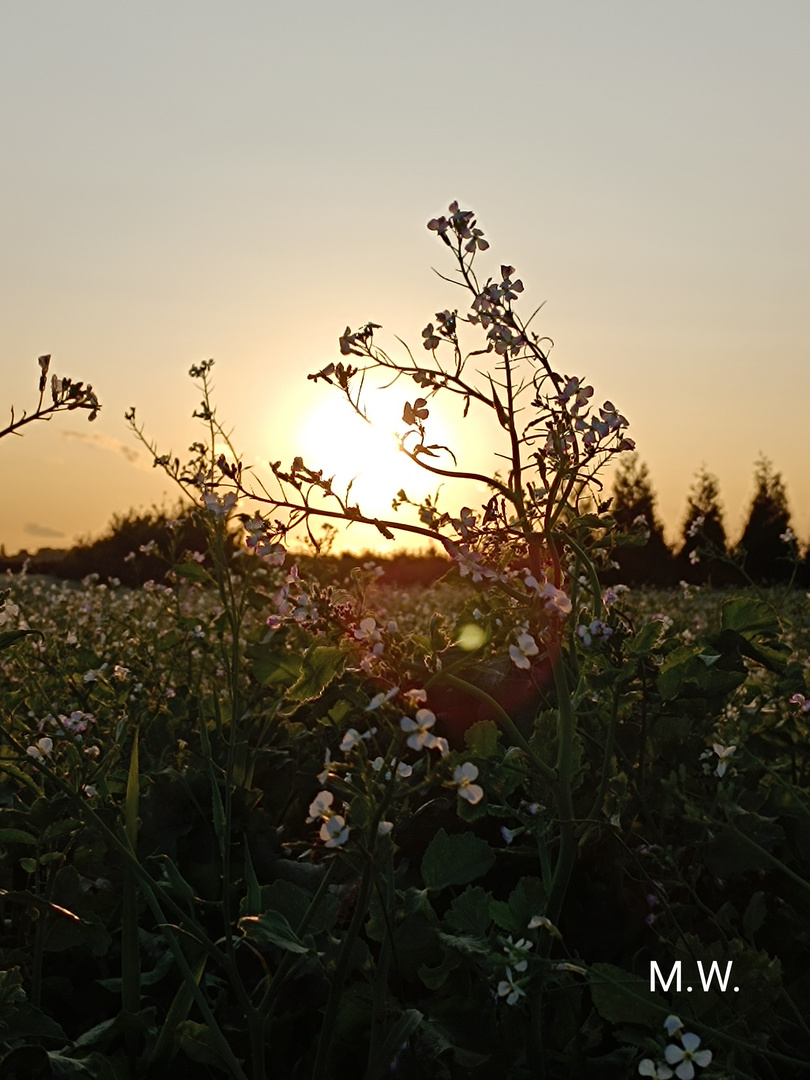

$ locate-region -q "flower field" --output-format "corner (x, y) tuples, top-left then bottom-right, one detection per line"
(2, 563), (810, 1079)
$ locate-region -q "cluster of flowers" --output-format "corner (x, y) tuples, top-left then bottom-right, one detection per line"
(307, 683), (491, 848)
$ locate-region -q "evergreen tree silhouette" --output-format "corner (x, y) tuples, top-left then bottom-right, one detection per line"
(736, 457), (796, 583)
(677, 466), (732, 584)
(607, 454), (675, 585)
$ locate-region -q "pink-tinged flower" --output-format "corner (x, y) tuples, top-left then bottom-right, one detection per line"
(401, 709), (437, 750)
(353, 617), (380, 643)
(403, 688), (427, 705)
(453, 762), (484, 805)
(540, 582), (572, 617)
(509, 632), (539, 670)
(307, 791), (335, 822)
(663, 1031), (712, 1079)
(201, 491), (237, 518)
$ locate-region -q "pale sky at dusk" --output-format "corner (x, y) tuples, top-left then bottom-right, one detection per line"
(2, 2), (808, 555)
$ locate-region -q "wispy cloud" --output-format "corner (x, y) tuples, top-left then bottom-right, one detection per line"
(24, 522), (65, 539)
(61, 430), (141, 465)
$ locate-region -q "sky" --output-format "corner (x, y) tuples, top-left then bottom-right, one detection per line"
(2, 1), (808, 556)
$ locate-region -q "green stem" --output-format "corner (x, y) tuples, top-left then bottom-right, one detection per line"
(546, 647), (576, 925)
(430, 671), (556, 784)
(312, 858), (374, 1080)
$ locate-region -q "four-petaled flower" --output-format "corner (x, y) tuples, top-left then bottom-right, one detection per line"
(453, 762), (484, 805)
(664, 1032), (712, 1079)
(509, 632), (539, 670)
(401, 709), (438, 750)
(497, 967), (525, 1006)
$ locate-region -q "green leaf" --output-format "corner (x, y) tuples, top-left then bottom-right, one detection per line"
(488, 876), (545, 935)
(464, 720), (501, 759)
(0, 829), (38, 846)
(421, 828), (495, 892)
(588, 962), (665, 1028)
(239, 910), (309, 953)
(0, 629), (41, 652)
(366, 1009), (423, 1080)
(287, 644), (348, 702)
(743, 891), (767, 938)
(720, 597), (779, 636)
(445, 885), (494, 937)
(177, 1019), (233, 1073)
(174, 561), (214, 584)
(626, 620), (664, 657)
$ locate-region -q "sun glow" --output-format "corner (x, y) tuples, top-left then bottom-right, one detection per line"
(294, 389), (463, 545)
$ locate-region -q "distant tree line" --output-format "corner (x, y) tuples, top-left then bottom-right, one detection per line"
(603, 454), (808, 587)
(1, 456), (806, 590)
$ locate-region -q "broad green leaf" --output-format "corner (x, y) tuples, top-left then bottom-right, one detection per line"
(287, 644), (348, 701)
(174, 561), (214, 584)
(588, 962), (664, 1028)
(464, 720), (501, 759)
(0, 829), (38, 846)
(721, 597), (779, 636)
(626, 620), (664, 657)
(239, 910), (309, 953)
(421, 828), (495, 892)
(488, 876), (545, 935)
(445, 885), (494, 937)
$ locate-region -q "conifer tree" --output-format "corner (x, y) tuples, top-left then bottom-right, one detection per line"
(681, 466), (727, 557)
(737, 457), (796, 583)
(608, 454), (674, 584)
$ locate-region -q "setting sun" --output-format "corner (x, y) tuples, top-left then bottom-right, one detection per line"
(295, 387), (464, 532)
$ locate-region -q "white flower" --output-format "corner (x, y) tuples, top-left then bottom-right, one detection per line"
(306, 790), (335, 823)
(664, 1031), (712, 1079)
(317, 750), (334, 786)
(503, 936), (533, 972)
(26, 737), (53, 762)
(496, 967), (525, 1006)
(712, 743), (736, 778)
(509, 632), (539, 670)
(453, 762), (484, 805)
(340, 728), (362, 752)
(400, 709), (437, 750)
(663, 1015), (683, 1038)
(638, 1061), (673, 1079)
(319, 815), (349, 848)
(365, 687), (399, 711)
(377, 820), (394, 836)
(403, 688), (427, 705)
